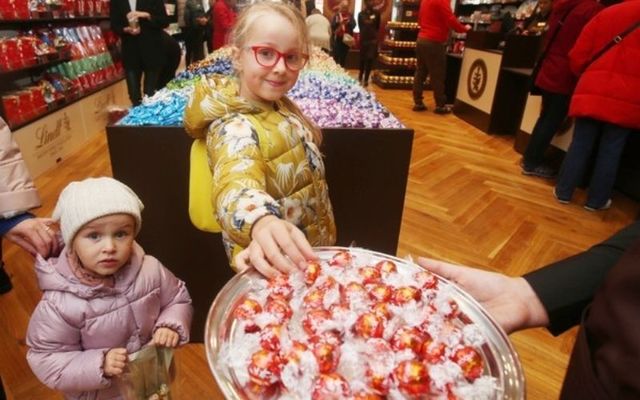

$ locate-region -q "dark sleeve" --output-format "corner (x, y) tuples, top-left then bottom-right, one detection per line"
(0, 212), (34, 237)
(357, 11), (364, 29)
(141, 0), (170, 30)
(348, 14), (356, 33)
(184, 0), (195, 27)
(375, 12), (381, 30)
(110, 0), (127, 35)
(524, 221), (640, 335)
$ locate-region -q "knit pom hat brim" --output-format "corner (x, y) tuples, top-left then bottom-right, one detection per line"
(52, 177), (144, 245)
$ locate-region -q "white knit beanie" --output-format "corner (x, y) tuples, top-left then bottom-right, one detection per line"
(52, 177), (144, 245)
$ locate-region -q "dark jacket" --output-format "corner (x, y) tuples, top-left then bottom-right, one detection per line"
(358, 8), (380, 44)
(109, 0), (169, 69)
(525, 221), (640, 399)
(568, 0), (640, 130)
(331, 11), (355, 40)
(184, 0), (209, 30)
(534, 0), (603, 95)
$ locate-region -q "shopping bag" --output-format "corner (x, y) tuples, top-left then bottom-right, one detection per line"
(117, 346), (174, 400)
(342, 33), (355, 48)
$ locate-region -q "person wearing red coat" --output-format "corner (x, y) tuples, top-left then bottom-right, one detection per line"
(211, 0), (236, 50)
(521, 0), (603, 178)
(554, 0), (640, 210)
(412, 0), (469, 114)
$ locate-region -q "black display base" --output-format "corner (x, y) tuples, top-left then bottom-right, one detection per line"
(106, 125), (414, 342)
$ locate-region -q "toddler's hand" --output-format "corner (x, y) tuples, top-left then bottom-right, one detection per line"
(236, 215), (316, 278)
(104, 348), (128, 377)
(152, 327), (180, 348)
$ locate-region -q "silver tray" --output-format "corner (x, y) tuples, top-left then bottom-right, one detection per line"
(205, 247), (525, 399)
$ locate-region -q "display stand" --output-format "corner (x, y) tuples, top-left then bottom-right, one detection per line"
(106, 124), (414, 342)
(373, 1), (420, 89)
(454, 31), (542, 134)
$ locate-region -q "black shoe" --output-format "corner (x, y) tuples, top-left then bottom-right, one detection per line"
(0, 263), (12, 295)
(522, 164), (557, 179)
(413, 103), (427, 111)
(434, 105), (452, 114)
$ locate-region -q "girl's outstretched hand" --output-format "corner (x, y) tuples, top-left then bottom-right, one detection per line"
(104, 348), (128, 377)
(235, 215), (316, 278)
(417, 257), (549, 334)
(152, 327), (180, 348)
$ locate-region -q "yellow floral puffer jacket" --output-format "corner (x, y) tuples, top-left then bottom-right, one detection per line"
(184, 75), (336, 265)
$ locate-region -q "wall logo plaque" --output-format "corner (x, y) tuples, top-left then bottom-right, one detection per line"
(467, 59), (487, 100)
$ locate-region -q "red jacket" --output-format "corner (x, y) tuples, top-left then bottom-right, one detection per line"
(569, 0), (640, 129)
(417, 0), (467, 43)
(211, 0), (236, 50)
(535, 0), (603, 95)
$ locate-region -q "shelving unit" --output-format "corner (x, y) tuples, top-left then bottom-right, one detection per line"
(0, 15), (123, 130)
(373, 3), (420, 89)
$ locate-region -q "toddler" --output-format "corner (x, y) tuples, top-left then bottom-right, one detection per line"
(26, 177), (192, 399)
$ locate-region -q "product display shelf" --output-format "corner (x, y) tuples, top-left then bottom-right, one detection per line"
(0, 16), (110, 26)
(0, 14), (121, 130)
(0, 54), (72, 75)
(106, 124), (414, 342)
(374, 0), (420, 89)
(3, 74), (124, 131)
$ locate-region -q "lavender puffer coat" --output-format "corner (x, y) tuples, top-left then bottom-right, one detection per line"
(26, 242), (193, 400)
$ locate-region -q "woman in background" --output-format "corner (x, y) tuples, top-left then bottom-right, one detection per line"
(331, 0), (355, 67)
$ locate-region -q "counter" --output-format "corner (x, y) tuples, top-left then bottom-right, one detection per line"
(454, 32), (543, 135)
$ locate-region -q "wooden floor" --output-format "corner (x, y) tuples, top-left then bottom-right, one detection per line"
(1, 80), (638, 400)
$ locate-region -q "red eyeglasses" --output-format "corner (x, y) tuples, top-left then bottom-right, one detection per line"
(245, 46), (309, 71)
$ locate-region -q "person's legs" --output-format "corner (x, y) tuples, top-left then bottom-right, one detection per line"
(555, 117), (601, 202)
(412, 40), (429, 109)
(585, 123), (630, 209)
(142, 68), (161, 98)
(522, 91), (570, 174)
(358, 45), (366, 83)
(337, 40), (349, 67)
(125, 66), (143, 106)
(424, 40), (447, 110)
(364, 44), (377, 83)
(191, 30), (205, 63)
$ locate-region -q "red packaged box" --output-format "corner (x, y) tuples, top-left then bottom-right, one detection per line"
(17, 90), (35, 120)
(2, 95), (22, 125)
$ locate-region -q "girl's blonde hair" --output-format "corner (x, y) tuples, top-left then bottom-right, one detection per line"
(229, 1), (322, 145)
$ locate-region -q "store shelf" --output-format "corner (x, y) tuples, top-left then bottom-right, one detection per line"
(0, 15), (109, 26)
(458, 0), (519, 5)
(8, 75), (124, 131)
(378, 60), (416, 69)
(386, 22), (419, 30)
(0, 55), (72, 76)
(383, 39), (417, 49)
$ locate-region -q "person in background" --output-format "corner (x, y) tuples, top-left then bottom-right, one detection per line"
(306, 8), (332, 53)
(520, 0), (603, 178)
(184, 1), (336, 278)
(418, 219), (640, 398)
(211, 0), (236, 50)
(184, 0), (210, 65)
(158, 30), (182, 88)
(26, 177), (192, 399)
(554, 0), (640, 211)
(412, 0), (469, 114)
(523, 0), (553, 34)
(110, 0), (169, 105)
(0, 117), (59, 295)
(330, 0), (356, 67)
(357, 0), (380, 86)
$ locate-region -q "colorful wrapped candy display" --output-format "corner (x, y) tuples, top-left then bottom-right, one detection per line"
(119, 46), (403, 129)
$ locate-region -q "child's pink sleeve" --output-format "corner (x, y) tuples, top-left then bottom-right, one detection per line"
(153, 258), (193, 344)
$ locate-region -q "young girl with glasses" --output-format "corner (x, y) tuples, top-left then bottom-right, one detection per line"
(184, 1), (336, 278)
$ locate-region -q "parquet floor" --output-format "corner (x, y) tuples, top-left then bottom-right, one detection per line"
(1, 80), (638, 399)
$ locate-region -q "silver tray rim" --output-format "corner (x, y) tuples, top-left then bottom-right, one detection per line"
(204, 246), (526, 399)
